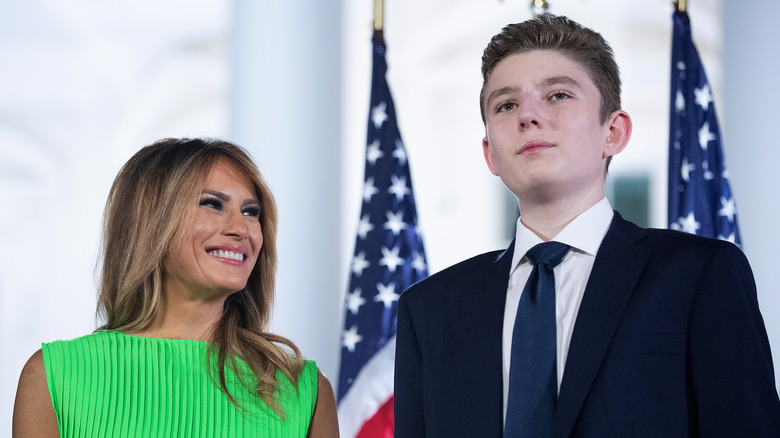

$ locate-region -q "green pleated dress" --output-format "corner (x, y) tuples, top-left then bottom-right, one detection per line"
(42, 331), (317, 437)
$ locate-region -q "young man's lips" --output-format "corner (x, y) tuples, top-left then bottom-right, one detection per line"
(519, 140), (555, 154)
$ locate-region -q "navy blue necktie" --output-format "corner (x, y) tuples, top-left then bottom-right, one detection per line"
(505, 241), (570, 438)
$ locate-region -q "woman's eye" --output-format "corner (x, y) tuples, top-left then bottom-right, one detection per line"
(199, 197), (223, 210)
(243, 206), (261, 217)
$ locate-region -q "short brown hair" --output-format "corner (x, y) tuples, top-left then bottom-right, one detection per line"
(479, 13), (621, 125)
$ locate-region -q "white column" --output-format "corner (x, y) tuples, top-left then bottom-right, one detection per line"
(229, 0), (343, 380)
(723, 1), (780, 390)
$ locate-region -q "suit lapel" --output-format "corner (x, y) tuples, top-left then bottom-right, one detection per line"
(553, 213), (651, 437)
(457, 242), (514, 436)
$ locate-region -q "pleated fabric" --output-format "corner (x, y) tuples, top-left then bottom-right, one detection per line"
(42, 331), (317, 438)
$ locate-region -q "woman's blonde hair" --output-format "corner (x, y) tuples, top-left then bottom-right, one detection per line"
(97, 137), (303, 414)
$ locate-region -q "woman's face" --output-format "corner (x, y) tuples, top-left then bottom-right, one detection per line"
(163, 158), (263, 300)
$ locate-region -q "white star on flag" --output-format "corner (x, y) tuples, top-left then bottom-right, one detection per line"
(351, 251), (370, 277)
(371, 102), (388, 128)
(363, 177), (379, 202)
(675, 212), (701, 234)
(374, 282), (400, 308)
(412, 251), (427, 272)
(367, 139), (384, 165)
(717, 232), (737, 244)
(393, 139), (407, 165)
(675, 90), (685, 113)
(357, 214), (374, 240)
(698, 122), (716, 150)
(718, 197), (737, 222)
(379, 246), (404, 273)
(389, 174), (410, 200)
(694, 83), (713, 110)
(681, 157), (695, 182)
(346, 289), (367, 315)
(342, 325), (363, 353)
(384, 210), (407, 236)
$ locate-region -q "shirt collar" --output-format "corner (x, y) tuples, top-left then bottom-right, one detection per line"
(510, 197), (614, 274)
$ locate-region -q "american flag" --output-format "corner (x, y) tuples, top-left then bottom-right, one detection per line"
(336, 33), (428, 437)
(668, 10), (741, 246)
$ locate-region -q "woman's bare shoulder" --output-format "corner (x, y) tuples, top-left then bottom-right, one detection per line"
(12, 349), (59, 438)
(307, 370), (339, 438)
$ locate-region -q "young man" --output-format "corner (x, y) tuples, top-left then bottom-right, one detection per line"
(395, 14), (780, 437)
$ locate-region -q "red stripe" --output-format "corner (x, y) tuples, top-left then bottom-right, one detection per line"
(354, 396), (394, 438)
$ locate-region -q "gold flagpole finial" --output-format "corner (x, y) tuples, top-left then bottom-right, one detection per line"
(531, 0), (550, 17)
(675, 0), (687, 13)
(374, 0), (384, 32)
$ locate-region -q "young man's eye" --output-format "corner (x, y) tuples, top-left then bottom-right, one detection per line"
(550, 91), (571, 101)
(199, 197), (223, 210)
(497, 102), (516, 112)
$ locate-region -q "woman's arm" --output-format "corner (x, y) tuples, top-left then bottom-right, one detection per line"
(12, 349), (60, 438)
(307, 371), (339, 438)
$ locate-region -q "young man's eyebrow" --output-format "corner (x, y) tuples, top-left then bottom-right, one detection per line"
(541, 75), (581, 88)
(486, 86), (519, 107)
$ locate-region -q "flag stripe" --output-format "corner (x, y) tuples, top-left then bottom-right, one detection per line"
(355, 397), (394, 438)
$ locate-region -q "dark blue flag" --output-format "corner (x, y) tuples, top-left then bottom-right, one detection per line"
(669, 10), (741, 245)
(336, 34), (429, 438)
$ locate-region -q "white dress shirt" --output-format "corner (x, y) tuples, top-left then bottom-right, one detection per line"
(502, 198), (614, 424)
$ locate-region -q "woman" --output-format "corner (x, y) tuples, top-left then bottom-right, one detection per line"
(13, 138), (339, 437)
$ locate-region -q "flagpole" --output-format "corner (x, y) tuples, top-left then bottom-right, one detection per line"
(374, 0), (384, 43)
(675, 0), (687, 13)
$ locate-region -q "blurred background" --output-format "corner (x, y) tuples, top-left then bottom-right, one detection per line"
(2, 0), (778, 432)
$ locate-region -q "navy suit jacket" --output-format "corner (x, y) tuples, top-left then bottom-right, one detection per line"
(395, 212), (780, 437)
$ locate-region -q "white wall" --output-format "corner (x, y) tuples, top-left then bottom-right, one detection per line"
(723, 0), (780, 390)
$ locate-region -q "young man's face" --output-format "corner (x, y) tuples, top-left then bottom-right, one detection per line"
(482, 50), (618, 205)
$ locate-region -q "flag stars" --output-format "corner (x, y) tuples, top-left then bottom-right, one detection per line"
(345, 289), (367, 315)
(363, 177), (379, 202)
(675, 90), (685, 113)
(389, 175), (410, 200)
(681, 157), (695, 182)
(366, 140), (384, 165)
(372, 102), (388, 128)
(380, 246), (405, 273)
(351, 251), (371, 277)
(342, 325), (363, 352)
(698, 122), (716, 151)
(718, 197), (737, 222)
(694, 83), (713, 110)
(675, 212), (701, 234)
(718, 232), (737, 244)
(374, 282), (400, 308)
(357, 214), (374, 239)
(412, 251), (427, 272)
(384, 211), (407, 236)
(393, 139), (407, 165)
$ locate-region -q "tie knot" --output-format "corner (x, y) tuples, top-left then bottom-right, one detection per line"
(526, 241), (570, 268)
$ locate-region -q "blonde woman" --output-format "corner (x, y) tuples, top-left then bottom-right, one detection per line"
(13, 138), (338, 437)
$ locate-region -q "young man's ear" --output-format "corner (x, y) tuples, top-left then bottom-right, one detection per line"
(482, 136), (500, 176)
(602, 110), (632, 158)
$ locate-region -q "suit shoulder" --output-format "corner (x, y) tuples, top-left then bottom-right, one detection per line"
(643, 227), (744, 257)
(401, 248), (507, 300)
